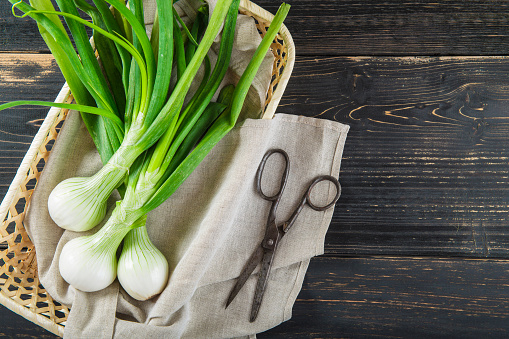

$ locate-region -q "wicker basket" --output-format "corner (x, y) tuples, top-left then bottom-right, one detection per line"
(0, 1), (294, 337)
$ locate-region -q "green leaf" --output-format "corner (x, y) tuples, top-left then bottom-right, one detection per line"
(184, 5), (207, 64)
(173, 14), (187, 81)
(135, 0), (234, 149)
(105, 0), (155, 114)
(141, 2), (291, 213)
(144, 0), (174, 123)
(55, 0), (118, 116)
(173, 7), (199, 47)
(152, 0), (240, 180)
(0, 101), (124, 129)
(90, 0), (132, 91)
(165, 100), (229, 177)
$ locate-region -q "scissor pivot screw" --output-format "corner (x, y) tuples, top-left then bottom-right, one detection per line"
(267, 239), (274, 246)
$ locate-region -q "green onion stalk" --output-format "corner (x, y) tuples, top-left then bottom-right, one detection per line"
(2, 0), (290, 299)
(63, 0), (240, 295)
(60, 3), (291, 298)
(5, 0), (235, 232)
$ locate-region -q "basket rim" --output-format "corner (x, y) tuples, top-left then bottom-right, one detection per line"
(0, 292), (66, 337)
(0, 83), (70, 224)
(0, 1), (294, 336)
(0, 82), (70, 337)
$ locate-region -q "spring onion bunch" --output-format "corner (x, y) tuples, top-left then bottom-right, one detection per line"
(2, 0), (290, 299)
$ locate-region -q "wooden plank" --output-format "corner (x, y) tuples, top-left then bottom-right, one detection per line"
(4, 1), (509, 56)
(0, 304), (57, 338)
(227, 0), (509, 56)
(279, 55), (509, 257)
(4, 54), (509, 257)
(0, 3), (46, 53)
(0, 53), (63, 197)
(261, 256), (509, 338)
(0, 256), (508, 337)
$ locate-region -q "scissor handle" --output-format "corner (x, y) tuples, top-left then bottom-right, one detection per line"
(283, 175), (341, 233)
(255, 149), (290, 201)
(305, 175), (341, 211)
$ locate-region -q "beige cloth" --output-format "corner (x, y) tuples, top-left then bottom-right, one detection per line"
(27, 111), (349, 338)
(27, 111), (348, 338)
(24, 1), (350, 338)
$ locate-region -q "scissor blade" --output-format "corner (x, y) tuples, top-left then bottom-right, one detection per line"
(225, 246), (265, 308)
(250, 249), (276, 322)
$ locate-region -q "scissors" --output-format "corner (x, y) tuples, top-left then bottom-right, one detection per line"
(225, 148), (341, 322)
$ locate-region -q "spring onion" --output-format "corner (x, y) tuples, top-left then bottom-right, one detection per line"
(3, 0), (290, 299)
(6, 0), (235, 231)
(59, 204), (145, 292)
(117, 218), (169, 301)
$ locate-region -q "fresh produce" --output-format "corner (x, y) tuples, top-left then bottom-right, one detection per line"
(1, 0), (290, 300)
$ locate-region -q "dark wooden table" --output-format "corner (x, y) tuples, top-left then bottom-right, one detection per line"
(2, 0), (509, 338)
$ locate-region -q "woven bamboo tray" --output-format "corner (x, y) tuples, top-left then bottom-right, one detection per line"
(0, 1), (294, 337)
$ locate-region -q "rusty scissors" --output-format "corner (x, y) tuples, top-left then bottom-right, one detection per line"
(225, 148), (341, 322)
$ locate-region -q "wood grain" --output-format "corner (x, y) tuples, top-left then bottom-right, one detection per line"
(5, 1), (509, 56)
(278, 55), (509, 258)
(3, 1), (509, 337)
(261, 256), (509, 338)
(0, 304), (58, 338)
(4, 54), (509, 257)
(0, 54), (63, 197)
(3, 256), (508, 338)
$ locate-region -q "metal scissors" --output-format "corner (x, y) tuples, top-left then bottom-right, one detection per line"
(225, 148), (341, 322)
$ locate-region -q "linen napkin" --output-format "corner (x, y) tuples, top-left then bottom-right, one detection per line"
(24, 0), (350, 337)
(27, 111), (348, 338)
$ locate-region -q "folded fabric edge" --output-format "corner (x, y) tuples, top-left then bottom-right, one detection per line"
(283, 259), (310, 320)
(240, 113), (350, 134)
(314, 118), (350, 256)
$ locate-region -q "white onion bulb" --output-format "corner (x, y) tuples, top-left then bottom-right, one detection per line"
(48, 177), (107, 232)
(59, 215), (131, 292)
(118, 225), (169, 300)
(48, 163), (127, 232)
